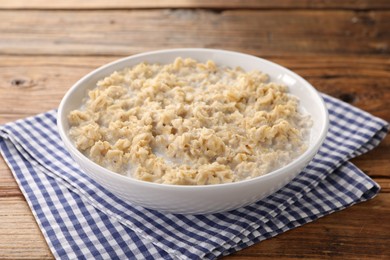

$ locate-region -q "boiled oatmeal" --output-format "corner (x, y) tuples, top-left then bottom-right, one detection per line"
(68, 58), (311, 185)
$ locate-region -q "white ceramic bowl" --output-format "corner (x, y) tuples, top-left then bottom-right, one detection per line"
(58, 48), (328, 214)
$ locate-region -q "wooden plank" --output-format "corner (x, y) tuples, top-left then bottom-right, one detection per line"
(1, 55), (388, 122)
(0, 56), (115, 123)
(0, 193), (388, 259)
(0, 10), (389, 56)
(378, 178), (390, 193)
(351, 137), (390, 179)
(0, 197), (53, 259)
(0, 0), (389, 10)
(228, 194), (390, 259)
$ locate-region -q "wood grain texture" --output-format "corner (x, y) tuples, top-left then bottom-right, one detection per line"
(0, 194), (388, 260)
(0, 10), (389, 56)
(1, 55), (389, 121)
(1, 0), (390, 10)
(230, 195), (390, 259)
(0, 197), (53, 259)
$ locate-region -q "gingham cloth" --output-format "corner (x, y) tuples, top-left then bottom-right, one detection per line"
(0, 94), (388, 259)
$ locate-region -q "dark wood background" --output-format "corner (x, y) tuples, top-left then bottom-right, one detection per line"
(0, 1), (389, 259)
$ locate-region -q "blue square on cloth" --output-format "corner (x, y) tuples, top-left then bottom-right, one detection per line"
(0, 94), (388, 259)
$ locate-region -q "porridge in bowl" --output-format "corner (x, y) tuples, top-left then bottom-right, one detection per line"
(68, 58), (312, 185)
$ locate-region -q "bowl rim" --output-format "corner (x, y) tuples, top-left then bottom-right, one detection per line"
(57, 48), (329, 191)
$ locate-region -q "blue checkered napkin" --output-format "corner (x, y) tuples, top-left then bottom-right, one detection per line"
(0, 94), (388, 259)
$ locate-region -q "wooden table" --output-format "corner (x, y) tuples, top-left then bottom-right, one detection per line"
(0, 1), (389, 259)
